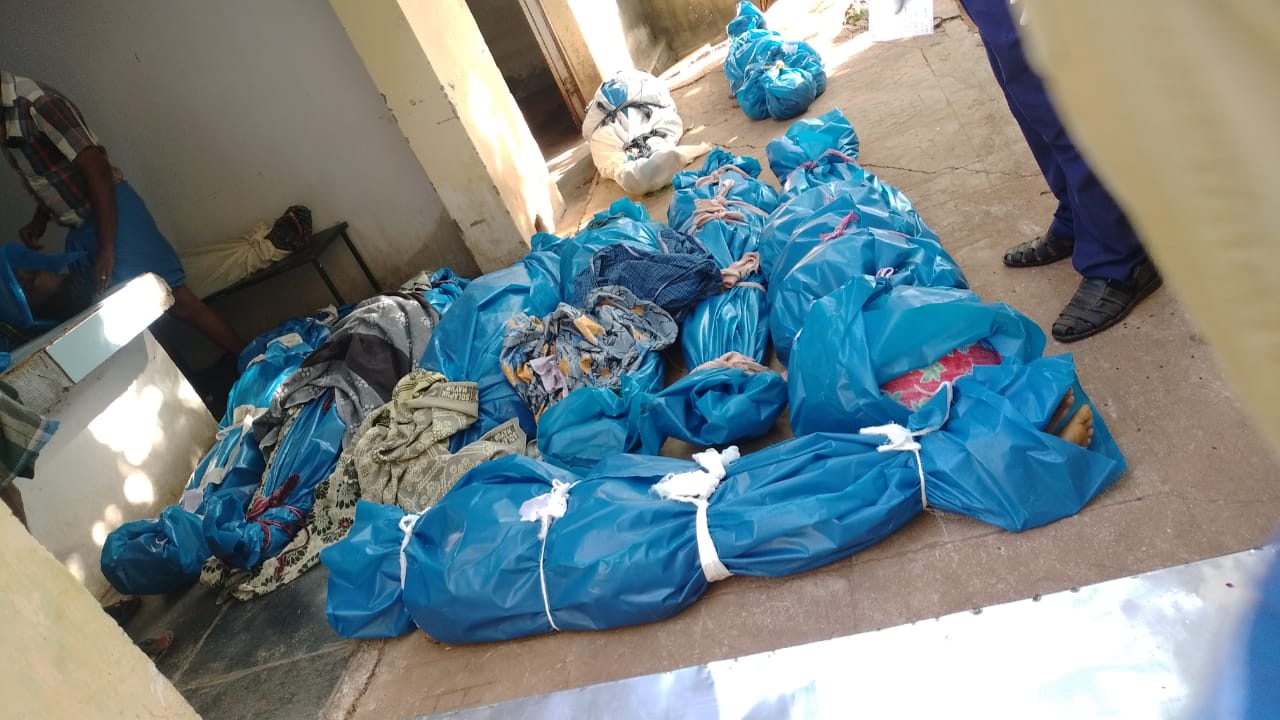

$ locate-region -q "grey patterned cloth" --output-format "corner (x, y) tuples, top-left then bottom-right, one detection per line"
(356, 370), (528, 512)
(207, 369), (530, 600)
(253, 292), (439, 452)
(500, 285), (678, 419)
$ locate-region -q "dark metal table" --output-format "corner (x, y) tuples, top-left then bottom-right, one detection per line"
(203, 222), (380, 305)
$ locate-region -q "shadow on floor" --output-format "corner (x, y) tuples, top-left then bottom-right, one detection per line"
(126, 567), (354, 720)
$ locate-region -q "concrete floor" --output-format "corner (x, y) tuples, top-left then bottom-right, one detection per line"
(321, 1), (1280, 717)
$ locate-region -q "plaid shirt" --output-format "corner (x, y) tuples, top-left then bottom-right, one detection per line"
(0, 382), (58, 490)
(1, 70), (116, 228)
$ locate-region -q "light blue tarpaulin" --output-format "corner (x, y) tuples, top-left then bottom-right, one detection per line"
(760, 109), (943, 280)
(322, 354), (1125, 643)
(237, 315), (335, 374)
(418, 268), (471, 317)
(788, 277), (1045, 435)
(724, 1), (827, 120)
(319, 109), (1129, 647)
(767, 221), (968, 364)
(536, 368), (788, 473)
(668, 149), (779, 366)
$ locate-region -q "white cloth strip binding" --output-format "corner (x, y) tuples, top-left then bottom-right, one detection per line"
(653, 446), (741, 582)
(180, 407), (270, 511)
(398, 512), (423, 589)
(519, 479), (577, 632)
(858, 383), (954, 509)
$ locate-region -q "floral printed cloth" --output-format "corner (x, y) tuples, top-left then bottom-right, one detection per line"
(880, 342), (1002, 410)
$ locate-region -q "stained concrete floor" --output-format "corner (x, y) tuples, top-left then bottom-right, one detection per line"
(150, 1), (1280, 717)
(126, 567), (356, 719)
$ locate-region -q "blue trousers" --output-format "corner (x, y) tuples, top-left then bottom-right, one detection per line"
(960, 0), (1146, 281)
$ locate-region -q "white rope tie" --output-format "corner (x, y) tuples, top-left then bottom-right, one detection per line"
(693, 163), (752, 188)
(398, 512), (423, 589)
(519, 479), (577, 632)
(859, 383), (954, 509)
(653, 447), (741, 582)
(681, 182), (770, 233)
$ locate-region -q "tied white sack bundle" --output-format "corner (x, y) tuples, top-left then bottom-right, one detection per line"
(583, 70), (711, 195)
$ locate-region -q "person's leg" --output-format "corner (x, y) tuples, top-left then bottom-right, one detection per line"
(971, 22), (1074, 242)
(961, 0), (1146, 281)
(168, 285), (245, 357)
(1, 481), (27, 529)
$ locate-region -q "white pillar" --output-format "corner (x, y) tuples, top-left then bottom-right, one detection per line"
(330, 0), (564, 272)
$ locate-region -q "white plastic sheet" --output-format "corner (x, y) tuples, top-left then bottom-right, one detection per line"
(583, 70), (710, 195)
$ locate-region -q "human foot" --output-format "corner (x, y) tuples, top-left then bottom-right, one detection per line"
(1046, 388), (1095, 448)
(1057, 404), (1095, 447)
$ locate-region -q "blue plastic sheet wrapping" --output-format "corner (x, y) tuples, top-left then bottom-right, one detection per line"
(203, 393), (347, 570)
(645, 367), (787, 448)
(724, 1), (827, 120)
(788, 277), (1046, 435)
(322, 354), (1123, 643)
(100, 506), (212, 596)
(668, 149), (780, 366)
(0, 242), (87, 332)
(760, 110), (944, 279)
(419, 252), (562, 446)
(222, 336), (313, 426)
(768, 223), (968, 364)
(101, 336), (315, 595)
(322, 500), (420, 639)
(419, 268), (471, 317)
(536, 368), (788, 473)
(765, 107), (860, 183)
(536, 383), (653, 474)
(668, 150), (781, 238)
(683, 287), (769, 366)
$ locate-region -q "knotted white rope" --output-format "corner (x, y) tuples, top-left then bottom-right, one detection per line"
(858, 383), (954, 509)
(720, 251), (763, 291)
(519, 479), (577, 631)
(683, 182), (770, 232)
(653, 446), (741, 582)
(692, 163), (752, 188)
(398, 512), (423, 589)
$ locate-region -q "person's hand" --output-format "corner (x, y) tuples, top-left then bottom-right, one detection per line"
(19, 215), (48, 249)
(93, 248), (115, 294)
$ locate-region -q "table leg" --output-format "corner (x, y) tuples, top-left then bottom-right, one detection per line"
(342, 230), (381, 294)
(312, 259), (346, 305)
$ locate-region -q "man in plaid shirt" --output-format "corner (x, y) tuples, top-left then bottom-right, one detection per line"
(1, 69), (243, 354)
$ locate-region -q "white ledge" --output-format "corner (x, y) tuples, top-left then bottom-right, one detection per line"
(2, 273), (174, 413)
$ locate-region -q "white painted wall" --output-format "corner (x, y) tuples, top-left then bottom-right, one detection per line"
(16, 331), (216, 598)
(1, 502), (197, 719)
(0, 0), (478, 346)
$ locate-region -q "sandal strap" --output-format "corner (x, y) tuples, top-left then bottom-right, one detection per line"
(1059, 278), (1134, 330)
(1005, 232), (1074, 266)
